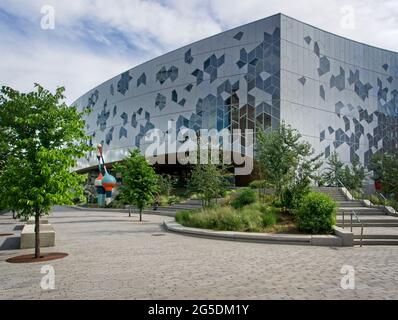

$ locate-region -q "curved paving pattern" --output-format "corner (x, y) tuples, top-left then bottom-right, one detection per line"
(1, 207), (398, 299)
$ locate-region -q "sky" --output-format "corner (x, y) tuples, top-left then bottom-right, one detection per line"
(0, 0), (398, 104)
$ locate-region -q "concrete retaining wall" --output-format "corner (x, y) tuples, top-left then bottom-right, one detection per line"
(164, 221), (345, 247)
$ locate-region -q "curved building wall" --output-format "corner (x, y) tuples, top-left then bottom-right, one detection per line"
(73, 13), (398, 172)
(73, 14), (281, 171)
(280, 15), (398, 166)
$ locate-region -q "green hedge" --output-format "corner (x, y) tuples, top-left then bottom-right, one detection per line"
(296, 192), (337, 234)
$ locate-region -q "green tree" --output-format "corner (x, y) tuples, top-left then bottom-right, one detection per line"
(114, 149), (158, 221)
(157, 174), (175, 197)
(322, 151), (345, 186)
(256, 122), (322, 208)
(323, 152), (366, 192)
(342, 157), (366, 192)
(0, 84), (91, 258)
(188, 164), (226, 207)
(284, 152), (323, 208)
(369, 152), (398, 197)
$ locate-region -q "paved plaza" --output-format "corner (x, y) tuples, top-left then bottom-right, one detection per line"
(1, 207), (398, 300)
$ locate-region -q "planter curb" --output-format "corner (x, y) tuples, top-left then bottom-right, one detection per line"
(164, 221), (346, 247)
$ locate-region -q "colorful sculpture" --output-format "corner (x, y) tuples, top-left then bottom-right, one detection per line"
(95, 144), (117, 207)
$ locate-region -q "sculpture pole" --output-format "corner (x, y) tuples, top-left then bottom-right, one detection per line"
(94, 144), (116, 207)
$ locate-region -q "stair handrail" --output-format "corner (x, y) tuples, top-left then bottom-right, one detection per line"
(376, 191), (388, 205)
(341, 209), (364, 247)
(336, 178), (355, 201)
(352, 210), (364, 247)
(336, 178), (349, 191)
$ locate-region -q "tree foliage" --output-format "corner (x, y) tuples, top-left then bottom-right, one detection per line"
(322, 152), (345, 186)
(296, 192), (337, 234)
(157, 174), (175, 197)
(114, 149), (158, 221)
(256, 122), (322, 208)
(322, 151), (366, 192)
(188, 164), (226, 207)
(369, 152), (398, 197)
(0, 84), (91, 257)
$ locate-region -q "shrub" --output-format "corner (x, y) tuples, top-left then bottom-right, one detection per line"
(296, 192), (337, 234)
(271, 197), (283, 208)
(176, 203), (278, 232)
(167, 195), (181, 206)
(262, 194), (278, 204)
(231, 188), (257, 209)
(243, 203), (277, 227)
(262, 211), (277, 227)
(350, 190), (361, 200)
(249, 180), (267, 189)
(176, 209), (195, 225)
(368, 194), (382, 205)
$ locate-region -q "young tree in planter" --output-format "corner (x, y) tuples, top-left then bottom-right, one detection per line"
(256, 121), (322, 208)
(0, 85), (91, 259)
(114, 149), (158, 221)
(188, 164), (226, 207)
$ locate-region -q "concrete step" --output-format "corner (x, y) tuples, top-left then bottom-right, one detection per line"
(338, 208), (385, 214)
(338, 211), (385, 216)
(320, 191), (345, 195)
(354, 239), (398, 246)
(337, 201), (364, 207)
(337, 222), (398, 227)
(318, 192), (345, 196)
(339, 215), (395, 221)
(355, 234), (398, 240)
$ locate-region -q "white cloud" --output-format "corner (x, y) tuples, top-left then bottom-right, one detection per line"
(0, 0), (398, 104)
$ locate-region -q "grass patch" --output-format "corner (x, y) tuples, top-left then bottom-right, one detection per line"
(176, 203), (286, 233)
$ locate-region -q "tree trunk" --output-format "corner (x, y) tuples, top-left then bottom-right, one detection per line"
(34, 213), (40, 259)
(139, 208), (142, 222)
(129, 205), (131, 218)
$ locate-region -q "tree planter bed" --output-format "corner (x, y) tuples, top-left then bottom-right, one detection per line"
(164, 221), (344, 247)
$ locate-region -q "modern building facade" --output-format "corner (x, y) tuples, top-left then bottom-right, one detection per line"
(73, 13), (398, 180)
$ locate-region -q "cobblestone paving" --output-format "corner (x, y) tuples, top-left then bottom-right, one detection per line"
(1, 207), (398, 300)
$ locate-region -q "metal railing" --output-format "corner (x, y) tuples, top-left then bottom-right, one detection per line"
(341, 210), (364, 247)
(376, 192), (388, 204)
(332, 179), (364, 246)
(336, 178), (346, 190)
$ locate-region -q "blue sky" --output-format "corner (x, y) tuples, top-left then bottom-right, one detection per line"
(0, 0), (397, 104)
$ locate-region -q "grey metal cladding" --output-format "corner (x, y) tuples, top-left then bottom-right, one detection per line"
(72, 14), (397, 171)
(280, 15), (398, 167)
